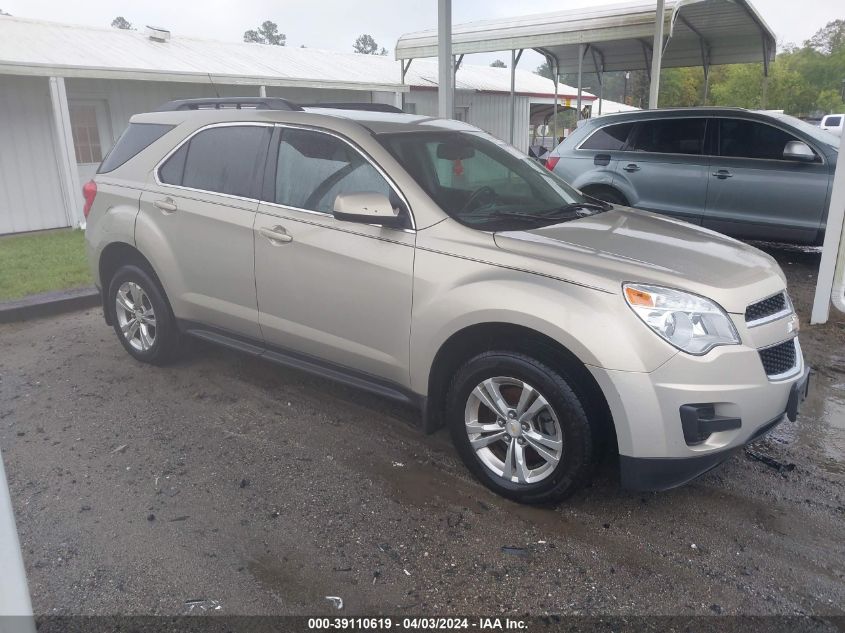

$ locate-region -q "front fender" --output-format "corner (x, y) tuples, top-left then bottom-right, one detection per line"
(409, 246), (677, 394)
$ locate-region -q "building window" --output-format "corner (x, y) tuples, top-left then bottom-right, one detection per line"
(69, 103), (104, 164)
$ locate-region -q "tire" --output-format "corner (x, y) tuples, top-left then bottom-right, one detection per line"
(447, 351), (597, 505)
(584, 187), (627, 206)
(107, 264), (181, 365)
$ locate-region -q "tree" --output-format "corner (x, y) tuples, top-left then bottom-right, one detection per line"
(353, 34), (382, 55)
(535, 61), (554, 80)
(244, 20), (285, 46)
(490, 59), (506, 68)
(805, 19), (845, 55)
(110, 16), (133, 30)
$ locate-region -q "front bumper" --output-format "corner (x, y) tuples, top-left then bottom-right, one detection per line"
(620, 368), (809, 491)
(589, 336), (808, 491)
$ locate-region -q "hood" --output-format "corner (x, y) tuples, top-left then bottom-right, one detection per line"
(492, 207), (787, 314)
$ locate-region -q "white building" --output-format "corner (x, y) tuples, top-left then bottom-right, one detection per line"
(0, 16), (592, 235)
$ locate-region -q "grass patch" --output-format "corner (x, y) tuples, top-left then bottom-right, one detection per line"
(0, 229), (92, 301)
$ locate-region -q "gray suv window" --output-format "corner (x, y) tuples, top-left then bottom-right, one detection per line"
(273, 128), (391, 214)
(580, 123), (634, 150)
(719, 119), (807, 161)
(159, 125), (271, 198)
(631, 118), (706, 155)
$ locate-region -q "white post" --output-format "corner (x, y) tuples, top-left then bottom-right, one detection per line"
(259, 85), (267, 97)
(437, 0), (453, 119)
(0, 448), (35, 630)
(48, 77), (83, 228)
(649, 0), (665, 109)
(552, 61), (559, 145)
(811, 148), (845, 323)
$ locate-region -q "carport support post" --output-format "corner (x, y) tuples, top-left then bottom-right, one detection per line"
(508, 49), (523, 144)
(552, 59), (559, 144)
(258, 85), (267, 97)
(576, 43), (585, 120)
(649, 0), (665, 109)
(437, 0), (454, 119)
(48, 77), (83, 229)
(811, 144), (845, 324)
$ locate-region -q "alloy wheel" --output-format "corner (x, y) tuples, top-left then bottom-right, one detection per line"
(464, 376), (563, 484)
(115, 281), (157, 352)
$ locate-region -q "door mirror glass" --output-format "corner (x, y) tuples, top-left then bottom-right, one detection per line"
(333, 192), (403, 227)
(783, 140), (816, 162)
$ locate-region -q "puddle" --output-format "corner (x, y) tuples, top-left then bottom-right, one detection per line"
(769, 371), (845, 474)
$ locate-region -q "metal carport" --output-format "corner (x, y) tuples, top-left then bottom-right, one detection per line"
(398, 0), (776, 141)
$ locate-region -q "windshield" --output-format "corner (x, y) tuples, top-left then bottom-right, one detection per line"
(378, 131), (609, 230)
(767, 112), (840, 150)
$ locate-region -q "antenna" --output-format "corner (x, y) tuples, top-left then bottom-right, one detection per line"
(207, 73), (220, 98)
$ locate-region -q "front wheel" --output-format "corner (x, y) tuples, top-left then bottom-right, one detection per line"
(108, 264), (180, 365)
(447, 352), (597, 504)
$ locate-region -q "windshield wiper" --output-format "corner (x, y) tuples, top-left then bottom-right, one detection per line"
(552, 201), (612, 213)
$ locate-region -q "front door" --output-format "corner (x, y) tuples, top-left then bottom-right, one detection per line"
(254, 126), (415, 386)
(703, 117), (830, 244)
(135, 123), (273, 339)
(612, 117), (709, 224)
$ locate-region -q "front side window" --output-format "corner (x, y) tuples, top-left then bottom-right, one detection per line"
(630, 118), (706, 155)
(272, 128), (394, 215)
(380, 131), (608, 231)
(158, 125), (271, 198)
(824, 115), (841, 127)
(580, 122), (634, 151)
(718, 119), (810, 161)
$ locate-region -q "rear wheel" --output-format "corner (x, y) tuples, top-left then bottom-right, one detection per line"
(447, 351), (597, 504)
(108, 265), (180, 365)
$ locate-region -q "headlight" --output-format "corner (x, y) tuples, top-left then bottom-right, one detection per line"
(623, 283), (740, 355)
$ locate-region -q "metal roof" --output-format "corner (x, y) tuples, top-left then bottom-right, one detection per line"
(395, 0), (777, 74)
(0, 15), (594, 99)
(404, 59), (595, 100)
(0, 16), (404, 91)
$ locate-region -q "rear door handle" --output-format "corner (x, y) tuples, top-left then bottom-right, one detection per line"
(623, 163), (640, 172)
(154, 198), (177, 213)
(712, 169), (733, 179)
(259, 225), (293, 244)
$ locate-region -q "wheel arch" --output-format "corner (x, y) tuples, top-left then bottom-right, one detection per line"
(98, 242), (171, 326)
(424, 322), (616, 452)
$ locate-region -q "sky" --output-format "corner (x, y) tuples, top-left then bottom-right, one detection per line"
(3, 0), (843, 74)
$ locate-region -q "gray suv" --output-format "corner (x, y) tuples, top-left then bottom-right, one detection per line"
(547, 108), (839, 245)
(85, 98), (809, 504)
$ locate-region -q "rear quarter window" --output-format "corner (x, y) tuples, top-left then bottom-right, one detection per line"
(579, 123), (634, 150)
(98, 123), (174, 174)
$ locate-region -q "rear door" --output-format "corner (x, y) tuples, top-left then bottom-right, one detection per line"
(703, 117), (829, 243)
(253, 125), (415, 385)
(555, 121), (634, 186)
(136, 123), (272, 338)
(612, 117), (710, 224)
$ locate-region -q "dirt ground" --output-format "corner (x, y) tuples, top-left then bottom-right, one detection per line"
(0, 245), (843, 619)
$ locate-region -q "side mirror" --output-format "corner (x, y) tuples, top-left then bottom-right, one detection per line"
(333, 192), (404, 228)
(783, 140), (815, 162)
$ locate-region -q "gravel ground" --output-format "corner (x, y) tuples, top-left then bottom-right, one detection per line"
(0, 246), (843, 618)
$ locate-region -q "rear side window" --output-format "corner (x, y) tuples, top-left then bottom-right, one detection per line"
(580, 123), (634, 150)
(718, 119), (806, 161)
(631, 118), (706, 155)
(98, 123), (173, 173)
(272, 128), (393, 214)
(158, 125), (271, 198)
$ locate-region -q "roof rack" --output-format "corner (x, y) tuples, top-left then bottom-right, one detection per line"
(154, 97), (303, 112)
(300, 102), (403, 113)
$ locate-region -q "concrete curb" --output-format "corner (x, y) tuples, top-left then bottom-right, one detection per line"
(0, 287), (100, 324)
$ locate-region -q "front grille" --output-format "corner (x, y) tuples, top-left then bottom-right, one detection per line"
(759, 339), (797, 377)
(745, 292), (787, 323)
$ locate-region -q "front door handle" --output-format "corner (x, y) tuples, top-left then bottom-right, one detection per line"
(259, 225), (293, 244)
(623, 163), (640, 172)
(154, 198), (177, 213)
(712, 169), (733, 179)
